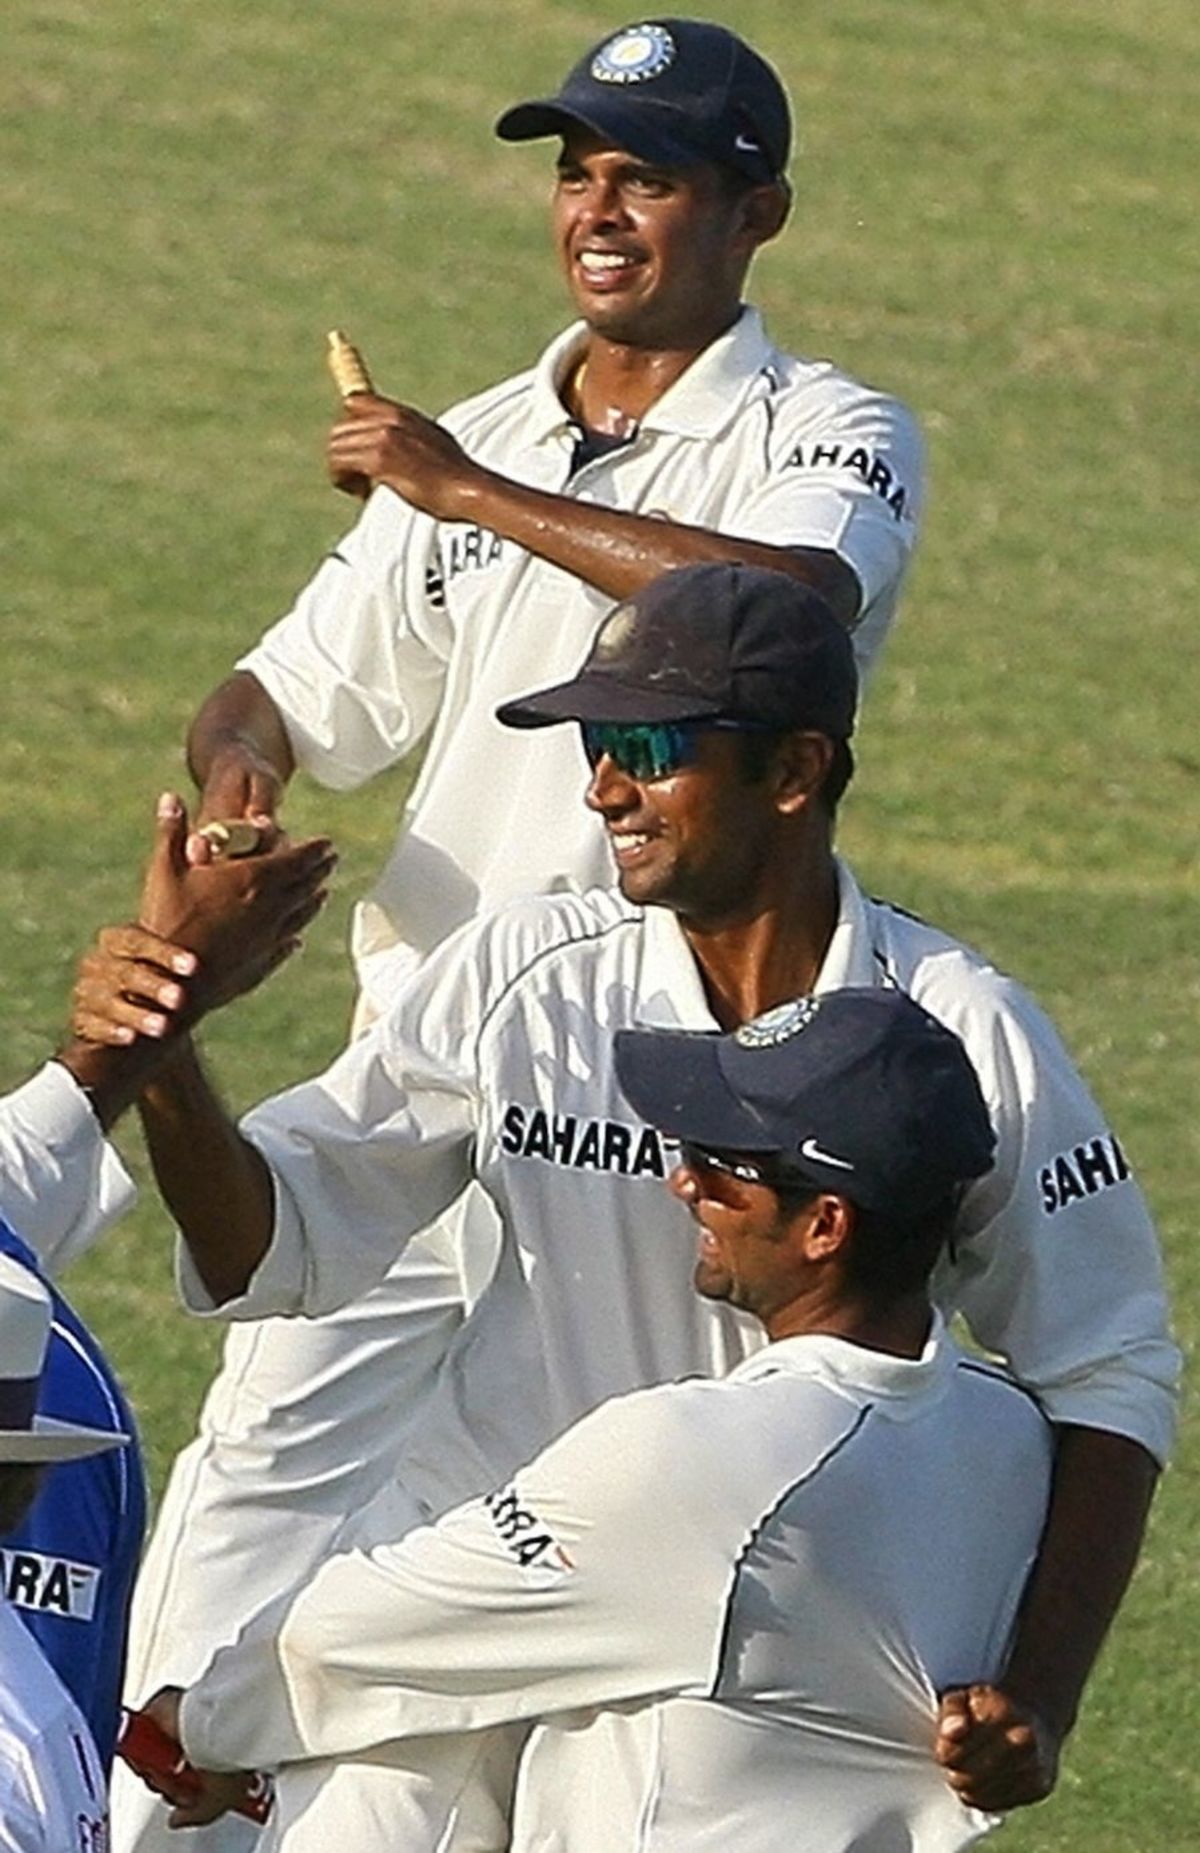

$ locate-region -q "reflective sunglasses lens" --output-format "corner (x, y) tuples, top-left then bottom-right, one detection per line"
(582, 723), (695, 780)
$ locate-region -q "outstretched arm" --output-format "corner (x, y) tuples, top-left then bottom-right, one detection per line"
(936, 1425), (1158, 1810)
(326, 395), (862, 623)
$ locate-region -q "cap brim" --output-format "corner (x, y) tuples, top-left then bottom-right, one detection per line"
(497, 679), (727, 729)
(0, 1418), (129, 1464)
(615, 1028), (782, 1152)
(496, 98), (705, 172)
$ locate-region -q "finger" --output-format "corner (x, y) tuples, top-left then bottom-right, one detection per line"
(935, 1690), (972, 1750)
(97, 925), (197, 977)
(153, 791), (191, 880)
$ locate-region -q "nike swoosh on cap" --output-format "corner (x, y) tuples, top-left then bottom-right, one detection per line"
(799, 1137), (854, 1171)
(734, 133), (761, 153)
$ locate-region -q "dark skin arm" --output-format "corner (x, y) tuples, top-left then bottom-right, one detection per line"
(936, 1425), (1159, 1811)
(187, 381), (859, 817)
(326, 393), (862, 623)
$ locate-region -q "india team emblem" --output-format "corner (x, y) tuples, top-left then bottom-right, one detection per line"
(594, 600), (640, 660)
(591, 24), (676, 84)
(735, 997), (821, 1050)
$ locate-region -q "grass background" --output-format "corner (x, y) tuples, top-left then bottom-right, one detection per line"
(1, 1), (1196, 1842)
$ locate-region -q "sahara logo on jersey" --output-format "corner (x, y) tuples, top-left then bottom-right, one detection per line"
(1039, 1133), (1130, 1216)
(0, 1547), (100, 1621)
(784, 440), (910, 520)
(485, 1485), (576, 1574)
(499, 1103), (669, 1177)
(442, 524), (505, 581)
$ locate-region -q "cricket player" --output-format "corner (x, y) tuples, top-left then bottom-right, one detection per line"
(72, 566), (1176, 1846)
(0, 1251), (133, 1850)
(118, 25), (927, 1847)
(135, 990), (1056, 1853)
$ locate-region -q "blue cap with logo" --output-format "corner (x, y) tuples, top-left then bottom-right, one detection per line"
(496, 563), (857, 735)
(615, 989), (996, 1218)
(496, 19), (791, 185)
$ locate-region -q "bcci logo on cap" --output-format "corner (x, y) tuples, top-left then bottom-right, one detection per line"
(591, 24), (676, 85)
(594, 600), (640, 661)
(736, 997), (821, 1050)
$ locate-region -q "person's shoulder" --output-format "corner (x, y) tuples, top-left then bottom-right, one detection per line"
(765, 338), (920, 429)
(866, 894), (1071, 1074)
(469, 886), (642, 1001)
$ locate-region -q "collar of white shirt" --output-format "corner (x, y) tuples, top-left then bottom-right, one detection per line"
(527, 305), (782, 445)
(733, 1308), (955, 1417)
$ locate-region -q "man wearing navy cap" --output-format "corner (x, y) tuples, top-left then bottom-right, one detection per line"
(126, 22), (925, 1849)
(81, 564), (1175, 1847)
(138, 992), (1056, 1852)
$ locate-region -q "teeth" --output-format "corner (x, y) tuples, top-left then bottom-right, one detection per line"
(612, 832), (649, 851)
(579, 252), (635, 272)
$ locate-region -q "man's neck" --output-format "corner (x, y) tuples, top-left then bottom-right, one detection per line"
(682, 849), (840, 1031)
(766, 1292), (935, 1360)
(571, 309), (741, 433)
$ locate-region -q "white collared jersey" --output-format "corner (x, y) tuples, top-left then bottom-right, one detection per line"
(0, 1600), (108, 1852)
(237, 309), (923, 1001)
(182, 858), (1177, 1522)
(183, 1322), (1053, 1853)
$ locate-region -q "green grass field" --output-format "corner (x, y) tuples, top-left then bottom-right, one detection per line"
(2, 2), (1196, 1843)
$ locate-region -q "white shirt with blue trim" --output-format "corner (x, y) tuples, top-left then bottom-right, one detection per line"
(181, 1318), (1052, 1853)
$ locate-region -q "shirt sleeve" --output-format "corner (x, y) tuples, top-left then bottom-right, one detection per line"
(0, 1063), (136, 1272)
(932, 966), (1180, 1465)
(175, 912), (497, 1322)
(179, 1389), (734, 1772)
(238, 485), (453, 790)
(728, 383), (925, 621)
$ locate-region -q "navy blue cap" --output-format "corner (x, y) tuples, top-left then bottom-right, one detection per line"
(496, 563), (857, 736)
(615, 989), (995, 1219)
(496, 20), (790, 185)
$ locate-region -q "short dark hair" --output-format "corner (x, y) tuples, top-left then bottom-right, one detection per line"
(736, 729), (855, 815)
(840, 1187), (964, 1298)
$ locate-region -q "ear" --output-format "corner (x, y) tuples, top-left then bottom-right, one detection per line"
(794, 1193), (855, 1262)
(772, 731), (836, 816)
(739, 178), (792, 249)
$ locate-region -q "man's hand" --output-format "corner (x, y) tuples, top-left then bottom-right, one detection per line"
(139, 791), (335, 1013)
(935, 1684), (1060, 1812)
(327, 392), (489, 520)
(193, 746), (285, 848)
(71, 794), (335, 1051)
(133, 1688), (257, 1830)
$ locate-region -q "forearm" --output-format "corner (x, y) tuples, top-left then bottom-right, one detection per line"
(186, 672), (296, 793)
(137, 1038), (275, 1306)
(1003, 1425), (1158, 1739)
(435, 470), (862, 622)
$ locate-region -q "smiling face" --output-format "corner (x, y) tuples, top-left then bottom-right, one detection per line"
(552, 129), (779, 351)
(668, 1153), (820, 1325)
(583, 728), (784, 926)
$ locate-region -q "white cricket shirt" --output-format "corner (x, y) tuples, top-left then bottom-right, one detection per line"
(238, 309), (924, 1003)
(179, 858), (1178, 1519)
(182, 1319), (1053, 1853)
(0, 1599), (109, 1852)
(0, 1062), (135, 1274)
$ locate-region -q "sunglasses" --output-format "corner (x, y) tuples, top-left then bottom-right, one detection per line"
(581, 722), (706, 782)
